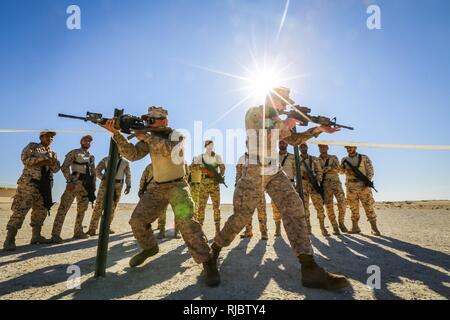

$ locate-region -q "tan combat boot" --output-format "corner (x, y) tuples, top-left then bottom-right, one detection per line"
(261, 230), (269, 241)
(87, 229), (96, 237)
(51, 234), (63, 244)
(129, 245), (159, 267)
(30, 226), (52, 244)
(274, 221), (282, 237)
(349, 221), (361, 234)
(203, 255), (221, 287)
(157, 228), (166, 239)
(299, 254), (349, 290)
(3, 228), (18, 251)
(339, 221), (349, 233)
(173, 227), (181, 239)
(319, 219), (330, 237)
(370, 220), (381, 236)
(240, 226), (253, 238)
(331, 221), (341, 236)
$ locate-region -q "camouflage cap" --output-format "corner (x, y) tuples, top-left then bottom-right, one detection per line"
(268, 87), (295, 105)
(39, 130), (56, 138)
(146, 106), (168, 119)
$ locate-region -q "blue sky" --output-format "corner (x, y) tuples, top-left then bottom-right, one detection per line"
(0, 0), (449, 203)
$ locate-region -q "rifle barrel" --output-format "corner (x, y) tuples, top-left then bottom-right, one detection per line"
(335, 123), (354, 130)
(58, 113), (87, 121)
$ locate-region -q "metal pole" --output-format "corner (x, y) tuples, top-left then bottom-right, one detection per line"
(292, 127), (304, 202)
(95, 108), (123, 277)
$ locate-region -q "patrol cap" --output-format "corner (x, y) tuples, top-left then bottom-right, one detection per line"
(143, 106), (168, 120)
(204, 140), (214, 148)
(268, 87), (295, 105)
(80, 135), (93, 143)
(39, 130), (56, 138)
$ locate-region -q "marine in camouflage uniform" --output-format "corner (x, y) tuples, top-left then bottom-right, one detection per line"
(138, 163), (184, 239)
(87, 155), (132, 236)
(189, 157), (202, 217)
(271, 140), (297, 237)
(211, 87), (348, 290)
(51, 135), (96, 243)
(341, 146), (381, 236)
(300, 143), (337, 236)
(195, 141), (225, 235)
(318, 144), (348, 233)
(3, 131), (60, 251)
(100, 106), (220, 287)
(237, 152), (268, 240)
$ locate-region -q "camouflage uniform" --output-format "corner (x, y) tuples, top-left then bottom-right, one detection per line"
(195, 153), (225, 227)
(237, 153), (268, 237)
(341, 153), (377, 224)
(87, 156), (131, 233)
(214, 105), (320, 257)
(7, 142), (60, 232)
(51, 148), (96, 238)
(189, 159), (203, 216)
(300, 154), (330, 229)
(112, 129), (211, 264)
(272, 152), (296, 224)
(318, 155), (347, 228)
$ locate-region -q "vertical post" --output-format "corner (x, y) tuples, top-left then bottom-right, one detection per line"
(95, 108), (123, 277)
(292, 127), (304, 202)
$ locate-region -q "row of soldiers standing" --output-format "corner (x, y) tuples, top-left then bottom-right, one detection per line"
(3, 132), (227, 251)
(239, 141), (381, 240)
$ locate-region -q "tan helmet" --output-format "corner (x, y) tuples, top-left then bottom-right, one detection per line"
(268, 87), (295, 105)
(143, 106), (168, 119)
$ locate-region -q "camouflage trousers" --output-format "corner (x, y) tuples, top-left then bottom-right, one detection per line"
(272, 180), (295, 223)
(302, 180), (333, 224)
(346, 182), (377, 223)
(244, 197), (268, 234)
(197, 178), (221, 225)
(88, 180), (123, 232)
(7, 181), (48, 231)
(129, 180), (211, 263)
(215, 166), (313, 256)
(190, 182), (201, 217)
(52, 180), (90, 237)
(156, 203), (175, 230)
(323, 178), (347, 224)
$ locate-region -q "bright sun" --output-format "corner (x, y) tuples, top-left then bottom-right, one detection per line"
(247, 68), (282, 101)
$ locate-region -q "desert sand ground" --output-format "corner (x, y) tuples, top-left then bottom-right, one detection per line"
(0, 199), (449, 300)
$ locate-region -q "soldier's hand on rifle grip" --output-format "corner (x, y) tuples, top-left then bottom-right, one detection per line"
(124, 186), (131, 195)
(313, 126), (341, 135)
(100, 119), (119, 134)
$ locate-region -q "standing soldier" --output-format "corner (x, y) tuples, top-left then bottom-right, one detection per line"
(318, 144), (348, 233)
(189, 157), (203, 218)
(211, 87), (348, 290)
(195, 140), (225, 236)
(138, 163), (182, 239)
(3, 131), (60, 251)
(341, 146), (381, 236)
(99, 106), (220, 287)
(300, 143), (339, 236)
(51, 135), (96, 243)
(271, 140), (297, 237)
(237, 151), (268, 240)
(87, 154), (131, 236)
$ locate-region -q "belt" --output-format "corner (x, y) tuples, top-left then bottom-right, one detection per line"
(190, 182), (201, 185)
(155, 177), (184, 185)
(115, 179), (123, 183)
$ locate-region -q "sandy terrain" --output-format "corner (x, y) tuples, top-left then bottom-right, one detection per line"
(0, 201), (449, 300)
